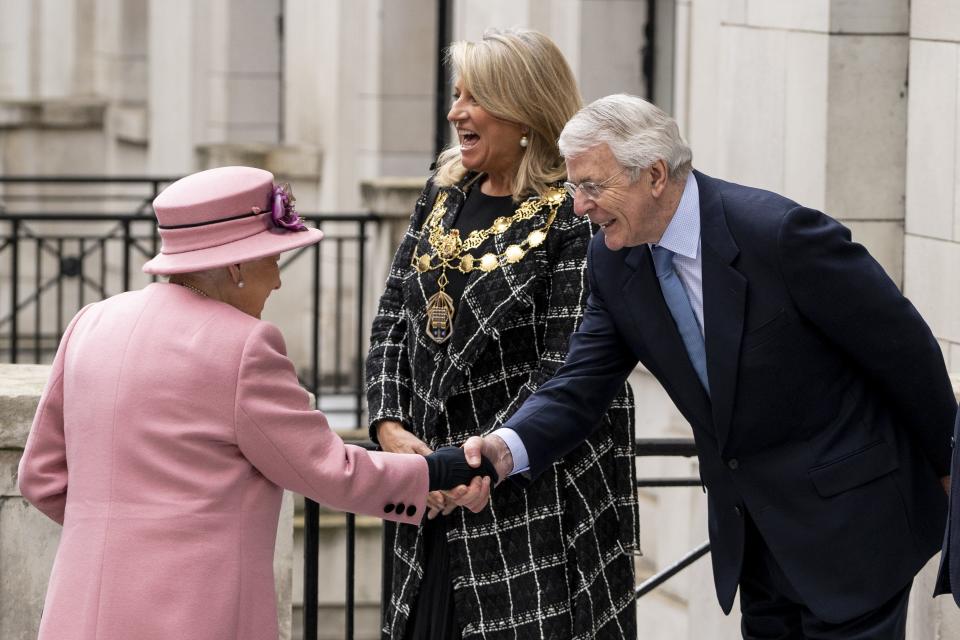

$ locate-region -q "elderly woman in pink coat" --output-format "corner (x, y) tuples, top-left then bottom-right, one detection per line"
(17, 166), (494, 640)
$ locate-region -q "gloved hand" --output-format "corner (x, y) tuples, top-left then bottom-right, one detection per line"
(425, 446), (500, 491)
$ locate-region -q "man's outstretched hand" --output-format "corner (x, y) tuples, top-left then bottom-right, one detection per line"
(444, 435), (514, 513)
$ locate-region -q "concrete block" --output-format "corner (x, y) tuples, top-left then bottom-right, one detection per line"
(5, 129), (108, 176)
(904, 235), (960, 344)
(745, 0), (906, 34)
(686, 0), (724, 173)
(905, 41), (957, 241)
(452, 0), (532, 42)
(577, 0), (646, 102)
(825, 35), (908, 222)
(379, 0), (435, 96)
(148, 0), (199, 173)
(0, 365), (50, 449)
(911, 0), (960, 43)
(375, 95), (433, 155)
(635, 590), (689, 639)
(908, 554), (960, 638)
(716, 26), (786, 193)
(0, 450), (21, 497)
(360, 177), (425, 219)
(275, 490), (294, 640)
(223, 0), (281, 75)
(109, 103), (148, 145)
(721, 0), (747, 25)
(38, 0), (76, 99)
(0, 0), (33, 98)
(843, 220), (904, 288)
(746, 0), (829, 33)
(830, 0), (909, 34)
(223, 74), (280, 126)
(783, 31), (829, 210)
(375, 152), (435, 179)
(0, 498), (61, 640)
(956, 83), (960, 244)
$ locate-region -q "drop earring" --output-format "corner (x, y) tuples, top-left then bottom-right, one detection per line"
(237, 280), (245, 289)
(519, 135), (529, 148)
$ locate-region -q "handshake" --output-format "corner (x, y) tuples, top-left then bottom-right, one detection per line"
(425, 445), (500, 490)
(377, 420), (516, 518)
(422, 436), (513, 516)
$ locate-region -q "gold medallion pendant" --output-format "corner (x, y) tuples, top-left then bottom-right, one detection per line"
(426, 291), (455, 343)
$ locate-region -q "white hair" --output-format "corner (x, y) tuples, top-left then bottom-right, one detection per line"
(558, 94), (692, 182)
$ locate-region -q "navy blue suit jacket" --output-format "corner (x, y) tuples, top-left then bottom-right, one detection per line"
(502, 170), (955, 622)
(935, 410), (960, 604)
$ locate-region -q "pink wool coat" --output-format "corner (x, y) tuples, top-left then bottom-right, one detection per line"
(17, 282), (428, 640)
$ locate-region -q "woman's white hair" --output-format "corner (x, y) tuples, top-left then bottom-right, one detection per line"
(558, 94), (692, 182)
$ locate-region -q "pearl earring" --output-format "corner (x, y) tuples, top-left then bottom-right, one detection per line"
(520, 135), (529, 148)
(237, 280), (245, 289)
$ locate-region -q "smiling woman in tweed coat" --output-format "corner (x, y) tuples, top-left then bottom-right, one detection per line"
(366, 29), (639, 640)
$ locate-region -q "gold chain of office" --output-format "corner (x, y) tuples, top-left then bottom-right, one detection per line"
(412, 186), (566, 343)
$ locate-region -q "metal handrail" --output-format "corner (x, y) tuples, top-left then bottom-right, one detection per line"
(636, 540), (712, 598)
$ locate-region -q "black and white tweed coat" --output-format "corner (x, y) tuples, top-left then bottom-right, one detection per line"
(366, 174), (640, 640)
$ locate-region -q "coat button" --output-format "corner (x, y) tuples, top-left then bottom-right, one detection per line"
(384, 503), (395, 513)
(394, 503), (405, 514)
(734, 505), (743, 517)
(727, 458), (739, 470)
(406, 505), (417, 517)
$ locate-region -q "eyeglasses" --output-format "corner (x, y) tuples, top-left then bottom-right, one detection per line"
(563, 167), (627, 201)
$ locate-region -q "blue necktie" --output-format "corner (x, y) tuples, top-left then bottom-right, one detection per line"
(651, 246), (709, 394)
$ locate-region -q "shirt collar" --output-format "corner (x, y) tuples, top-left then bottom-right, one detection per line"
(653, 171), (700, 260)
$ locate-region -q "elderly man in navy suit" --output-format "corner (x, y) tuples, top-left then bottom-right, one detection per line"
(453, 94), (956, 638)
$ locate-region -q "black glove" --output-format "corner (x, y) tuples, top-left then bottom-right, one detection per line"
(425, 446), (500, 491)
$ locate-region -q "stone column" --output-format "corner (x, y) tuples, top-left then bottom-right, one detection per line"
(685, 0), (909, 284)
(359, 176), (425, 394)
(148, 0), (282, 173)
(0, 364), (294, 640)
(147, 0), (201, 172)
(285, 0), (435, 212)
(904, 0), (960, 624)
(903, 0), (960, 374)
(452, 0), (647, 103)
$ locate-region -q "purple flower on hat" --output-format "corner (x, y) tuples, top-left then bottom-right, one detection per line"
(270, 183), (307, 231)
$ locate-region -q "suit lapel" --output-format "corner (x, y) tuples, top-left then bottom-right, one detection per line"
(622, 245), (713, 432)
(697, 171), (746, 450)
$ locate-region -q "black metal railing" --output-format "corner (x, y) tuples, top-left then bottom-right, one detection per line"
(371, 437), (709, 640)
(2, 177), (712, 640)
(633, 438), (711, 598)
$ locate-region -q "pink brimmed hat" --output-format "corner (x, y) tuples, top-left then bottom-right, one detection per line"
(142, 166), (323, 275)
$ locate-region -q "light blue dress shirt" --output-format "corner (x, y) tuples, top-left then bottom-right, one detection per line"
(493, 172), (703, 475)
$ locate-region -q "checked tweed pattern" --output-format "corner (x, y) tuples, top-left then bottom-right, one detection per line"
(366, 174), (640, 639)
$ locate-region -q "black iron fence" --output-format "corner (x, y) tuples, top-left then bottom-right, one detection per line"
(1, 176), (710, 640)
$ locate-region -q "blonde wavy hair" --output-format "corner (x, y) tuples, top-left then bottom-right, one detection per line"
(433, 28), (582, 201)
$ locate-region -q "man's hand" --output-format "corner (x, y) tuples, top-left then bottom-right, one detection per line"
(444, 435), (514, 513)
(942, 475), (951, 496)
(376, 420), (447, 518)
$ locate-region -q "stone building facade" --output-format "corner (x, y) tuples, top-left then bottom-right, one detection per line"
(1, 1), (960, 639)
